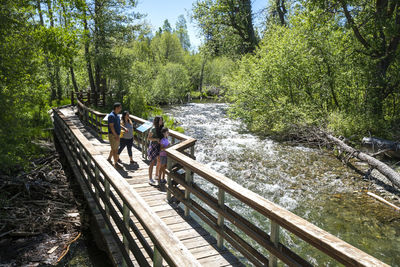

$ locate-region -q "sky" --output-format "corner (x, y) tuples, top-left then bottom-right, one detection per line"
(135, 0), (267, 50)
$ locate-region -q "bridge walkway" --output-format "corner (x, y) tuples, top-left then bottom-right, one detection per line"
(57, 106), (242, 267)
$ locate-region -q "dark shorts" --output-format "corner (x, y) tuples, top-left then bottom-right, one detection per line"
(160, 156), (167, 165)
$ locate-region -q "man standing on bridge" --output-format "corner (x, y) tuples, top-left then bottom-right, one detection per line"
(107, 102), (123, 169)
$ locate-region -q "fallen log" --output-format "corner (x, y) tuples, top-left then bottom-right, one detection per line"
(325, 133), (400, 189)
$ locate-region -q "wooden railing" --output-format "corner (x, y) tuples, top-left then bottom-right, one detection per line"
(71, 91), (105, 107)
(71, 98), (388, 267)
(75, 99), (196, 161)
(165, 143), (389, 265)
(52, 108), (200, 267)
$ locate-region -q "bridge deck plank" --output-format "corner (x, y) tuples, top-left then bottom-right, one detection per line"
(58, 106), (240, 267)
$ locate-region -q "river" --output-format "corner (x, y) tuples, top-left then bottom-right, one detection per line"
(163, 102), (399, 266)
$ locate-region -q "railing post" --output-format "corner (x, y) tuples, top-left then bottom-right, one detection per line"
(143, 133), (147, 158)
(94, 166), (100, 201)
(153, 247), (162, 267)
(71, 91), (74, 106)
(167, 157), (172, 201)
(78, 143), (84, 174)
(97, 115), (101, 140)
(144, 132), (149, 160)
(190, 145), (194, 158)
(217, 188), (225, 249)
(123, 203), (130, 267)
(184, 167), (192, 217)
(104, 179), (110, 227)
(269, 220), (280, 267)
(86, 152), (91, 180)
(85, 108), (88, 124)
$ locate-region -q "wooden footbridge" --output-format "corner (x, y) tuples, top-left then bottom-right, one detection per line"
(52, 100), (389, 267)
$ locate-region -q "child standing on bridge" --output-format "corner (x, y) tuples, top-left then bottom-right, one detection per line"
(159, 127), (170, 185)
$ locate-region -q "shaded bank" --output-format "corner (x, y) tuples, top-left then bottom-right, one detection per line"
(0, 140), (111, 266)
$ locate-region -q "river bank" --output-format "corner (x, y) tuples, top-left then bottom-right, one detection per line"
(0, 139), (111, 266)
(163, 102), (400, 266)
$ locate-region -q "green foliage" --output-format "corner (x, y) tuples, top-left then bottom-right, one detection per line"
(150, 31), (185, 64)
(175, 15), (191, 51)
(192, 0), (258, 56)
(0, 0), (76, 172)
(151, 63), (190, 104)
(226, 5), (400, 139)
(203, 56), (234, 91)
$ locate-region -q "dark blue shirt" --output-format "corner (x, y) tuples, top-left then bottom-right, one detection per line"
(108, 111), (121, 135)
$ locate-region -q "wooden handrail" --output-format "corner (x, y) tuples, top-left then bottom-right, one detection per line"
(53, 108), (200, 267)
(75, 99), (193, 143)
(165, 148), (389, 267)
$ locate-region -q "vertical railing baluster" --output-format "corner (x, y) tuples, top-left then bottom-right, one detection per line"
(86, 153), (92, 188)
(153, 247), (162, 267)
(144, 132), (148, 160)
(94, 165), (100, 201)
(167, 157), (173, 201)
(104, 179), (110, 227)
(217, 188), (225, 249)
(123, 203), (130, 267)
(190, 145), (194, 158)
(184, 167), (192, 217)
(78, 143), (84, 174)
(269, 220), (280, 267)
(141, 132), (145, 158)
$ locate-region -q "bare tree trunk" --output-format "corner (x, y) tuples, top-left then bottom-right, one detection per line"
(83, 5), (96, 105)
(37, 0), (56, 102)
(275, 0), (287, 26)
(60, 1), (79, 95)
(325, 133), (400, 189)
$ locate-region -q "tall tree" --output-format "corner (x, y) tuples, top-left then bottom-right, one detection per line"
(175, 15), (191, 51)
(193, 0), (258, 55)
(313, 0), (400, 118)
(162, 19), (172, 33)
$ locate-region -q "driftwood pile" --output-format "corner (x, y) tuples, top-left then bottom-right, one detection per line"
(0, 151), (83, 266)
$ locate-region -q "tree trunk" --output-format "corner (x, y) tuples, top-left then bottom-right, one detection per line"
(275, 0), (287, 26)
(61, 1), (79, 95)
(242, 0), (257, 53)
(70, 66), (79, 92)
(46, 0), (61, 102)
(83, 6), (96, 104)
(37, 0), (56, 102)
(325, 133), (400, 189)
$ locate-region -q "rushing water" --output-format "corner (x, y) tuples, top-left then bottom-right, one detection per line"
(163, 102), (400, 266)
